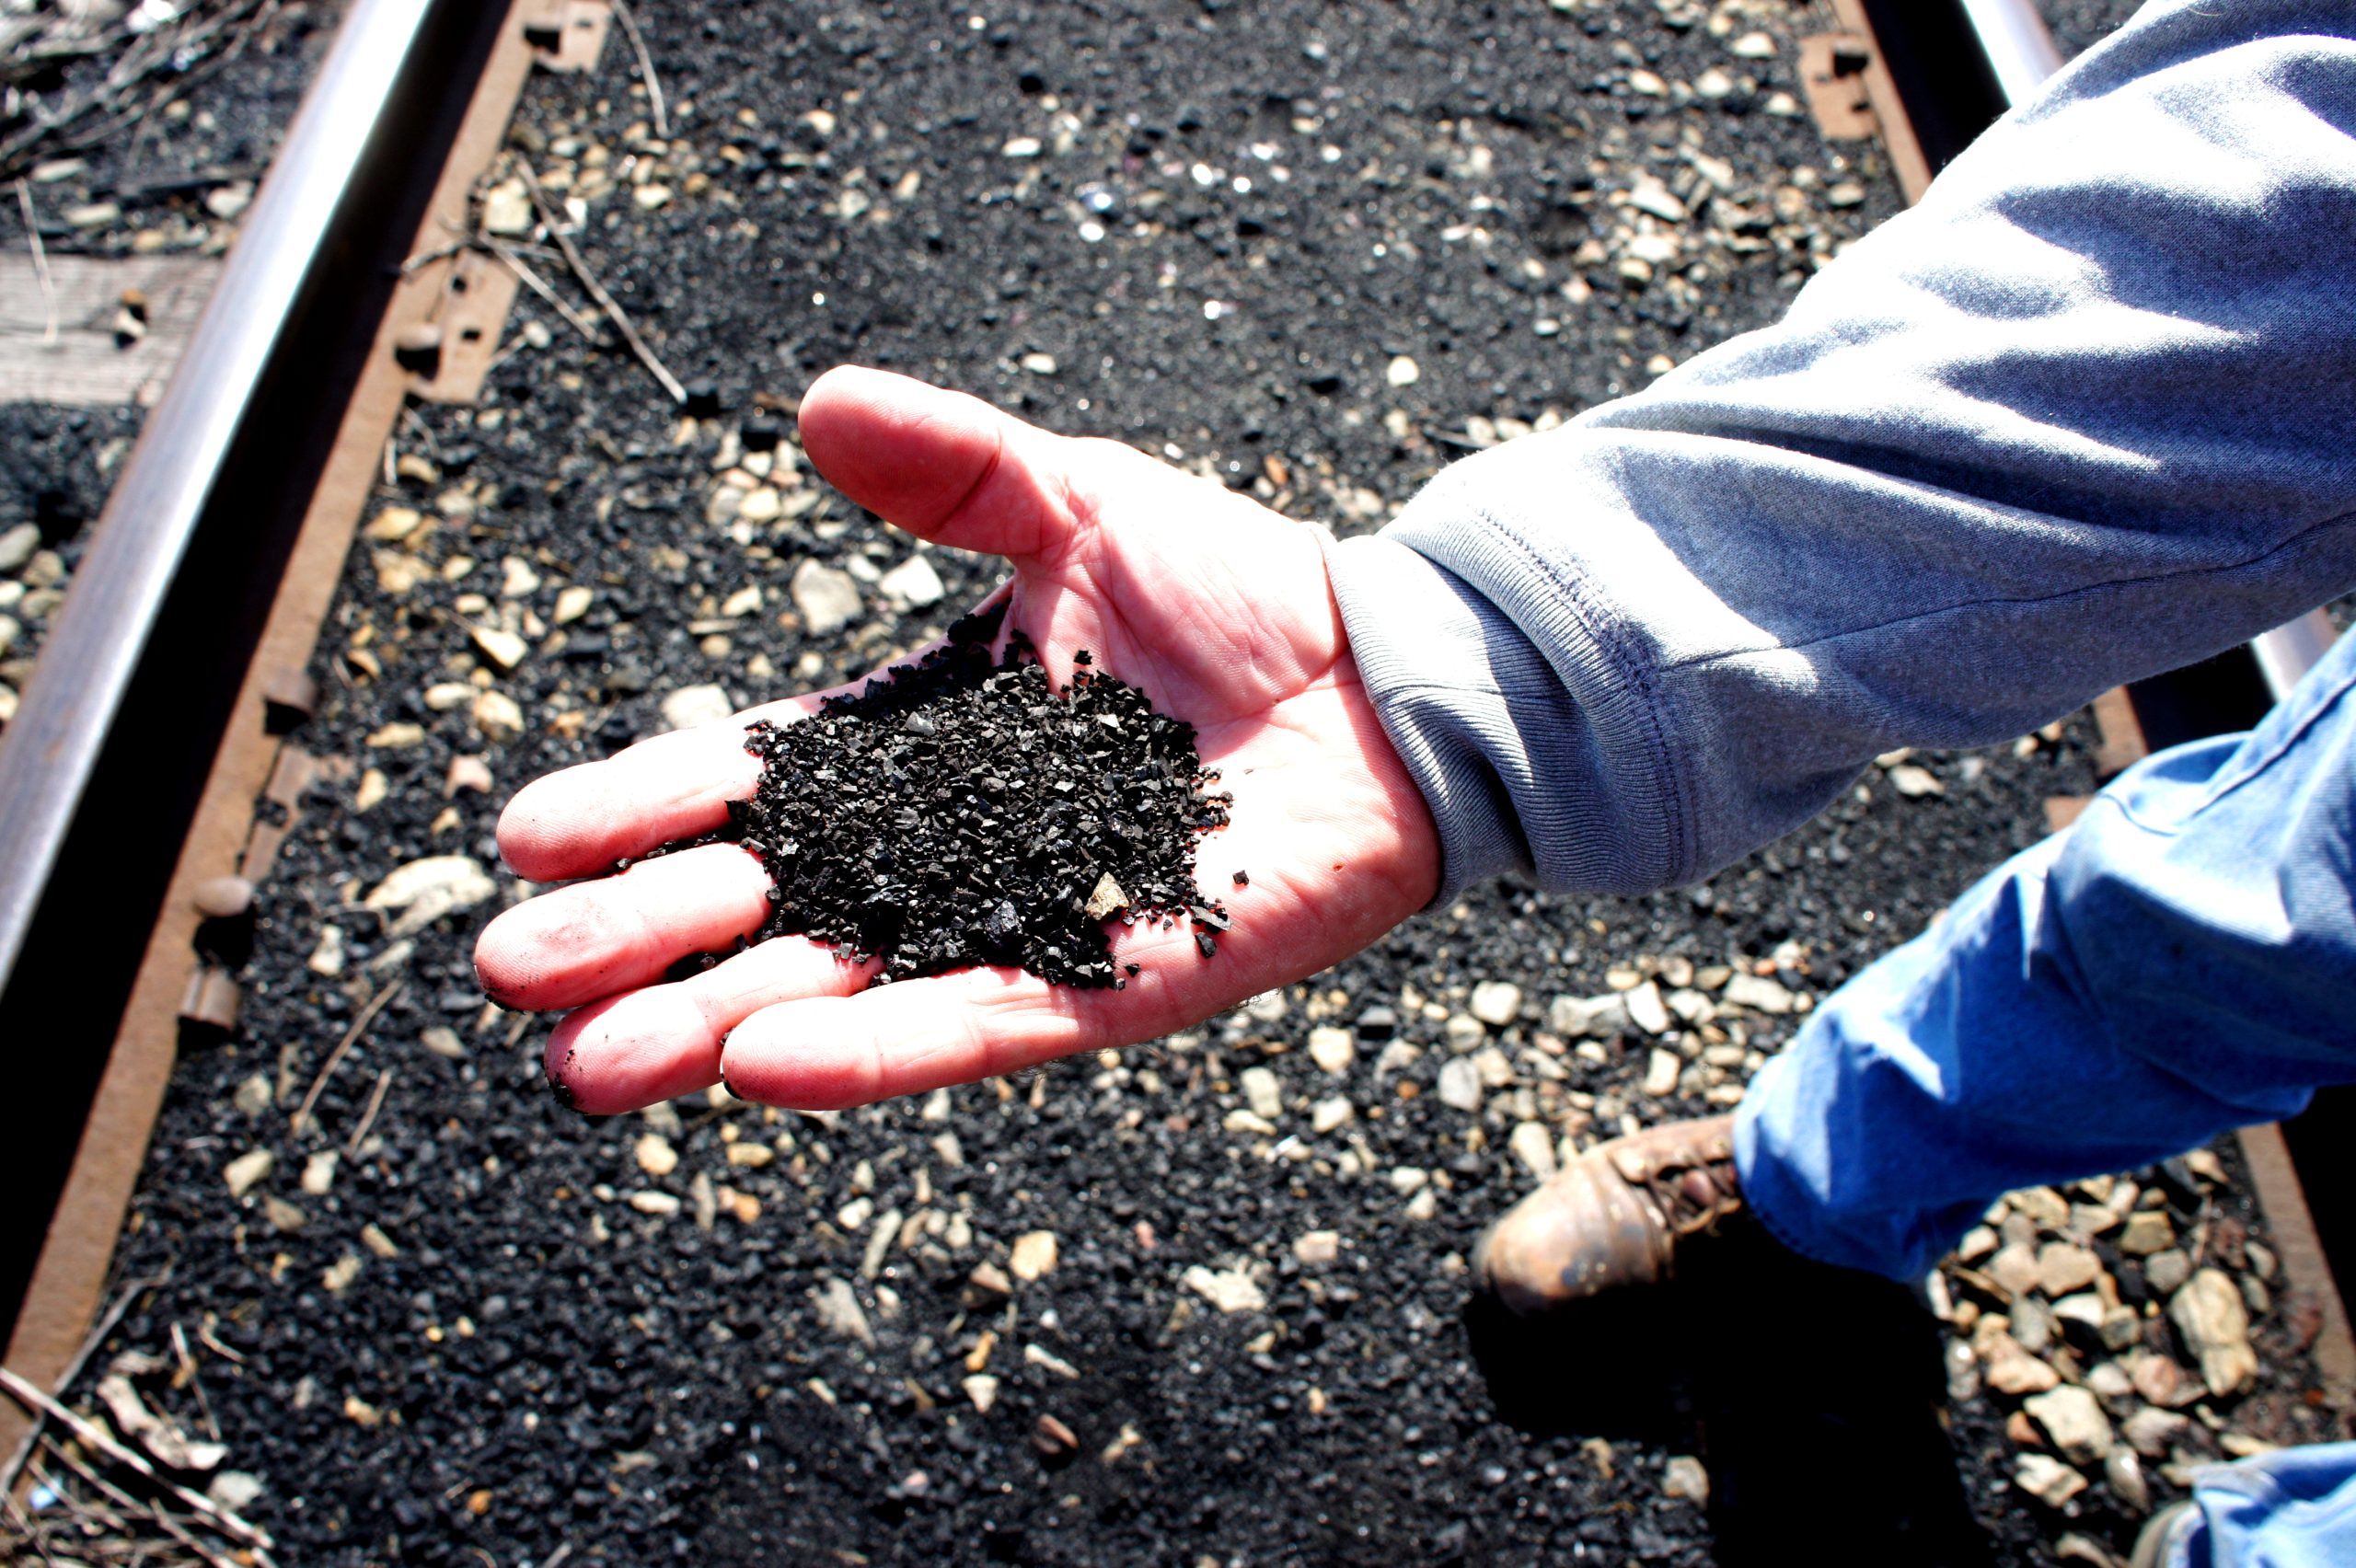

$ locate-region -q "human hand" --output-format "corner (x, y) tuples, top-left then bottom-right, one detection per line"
(473, 366), (1440, 1113)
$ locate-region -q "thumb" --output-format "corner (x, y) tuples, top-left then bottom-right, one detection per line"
(796, 365), (1084, 563)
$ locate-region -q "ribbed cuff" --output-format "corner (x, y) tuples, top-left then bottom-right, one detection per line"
(1323, 467), (1696, 902)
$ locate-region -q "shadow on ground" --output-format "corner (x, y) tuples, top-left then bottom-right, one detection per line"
(1465, 1218), (1992, 1568)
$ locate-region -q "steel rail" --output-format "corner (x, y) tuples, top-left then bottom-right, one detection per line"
(1953, 0), (2064, 107)
(0, 0), (440, 992)
(0, 0), (520, 1359)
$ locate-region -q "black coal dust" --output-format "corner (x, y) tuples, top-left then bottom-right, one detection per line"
(726, 598), (1235, 986)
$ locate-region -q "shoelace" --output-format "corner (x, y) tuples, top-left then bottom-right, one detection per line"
(1643, 1155), (1741, 1236)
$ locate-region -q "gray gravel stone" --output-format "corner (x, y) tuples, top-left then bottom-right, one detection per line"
(791, 559), (863, 636)
(1469, 980), (1522, 1027)
(661, 684), (734, 731)
(1436, 1057), (1483, 1113)
(2024, 1385), (2113, 1464)
(2170, 1268), (2258, 1397)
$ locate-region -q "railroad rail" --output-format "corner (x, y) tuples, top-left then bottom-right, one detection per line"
(0, 0), (2346, 1551)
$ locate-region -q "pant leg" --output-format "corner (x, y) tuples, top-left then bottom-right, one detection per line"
(2157, 1443), (2356, 1568)
(1735, 626), (2356, 1281)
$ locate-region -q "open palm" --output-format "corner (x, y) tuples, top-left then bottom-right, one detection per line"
(474, 366), (1439, 1113)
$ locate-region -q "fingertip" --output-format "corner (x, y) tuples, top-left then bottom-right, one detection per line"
(471, 898), (559, 1012)
(796, 366), (1060, 557)
(546, 989), (722, 1115)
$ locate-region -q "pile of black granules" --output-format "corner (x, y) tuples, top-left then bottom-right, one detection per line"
(725, 599), (1235, 986)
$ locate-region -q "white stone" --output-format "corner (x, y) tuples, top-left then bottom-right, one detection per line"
(2171, 1268), (2258, 1396)
(879, 553), (946, 608)
(1641, 1047), (1683, 1097)
(1426, 1058), (1478, 1113)
(1385, 354), (1420, 387)
(1240, 1066), (1283, 1121)
(481, 180), (532, 235)
(223, 1148), (273, 1198)
(0, 524), (38, 573)
(1548, 993), (1629, 1037)
(2015, 1454), (2086, 1508)
(1010, 1229), (1059, 1281)
(2121, 1405), (2190, 1458)
(1468, 981), (1522, 1027)
(1888, 764), (1946, 798)
(1183, 1264), (1266, 1314)
(1307, 1026), (1356, 1075)
(1293, 1230), (1341, 1267)
(791, 559), (862, 636)
(813, 1276), (874, 1345)
(1627, 177), (1687, 224)
(472, 690), (525, 741)
(1663, 1455), (1709, 1505)
(1720, 973), (1796, 1014)
(363, 856), (495, 938)
(1623, 981), (1672, 1035)
(661, 684), (735, 731)
(1311, 1096), (1354, 1134)
(1509, 1120), (1558, 1181)
(2025, 1386), (2114, 1464)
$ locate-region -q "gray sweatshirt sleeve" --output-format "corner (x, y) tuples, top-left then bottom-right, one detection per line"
(1327, 0), (2356, 902)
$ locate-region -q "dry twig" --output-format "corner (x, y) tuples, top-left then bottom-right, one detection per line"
(608, 0), (668, 138)
(343, 1066), (394, 1159)
(0, 1371), (273, 1560)
(38, 1436), (242, 1568)
(193, 1324), (245, 1366)
(516, 162), (686, 404)
(0, 1267), (167, 1494)
(167, 1324), (220, 1445)
(293, 979), (405, 1136)
(14, 178), (55, 342)
(487, 236), (604, 345)
(0, 1478), (63, 1568)
(0, 0), (275, 182)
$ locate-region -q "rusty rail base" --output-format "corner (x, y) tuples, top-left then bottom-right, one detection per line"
(0, 0), (537, 1472)
(2237, 1124), (2356, 1412)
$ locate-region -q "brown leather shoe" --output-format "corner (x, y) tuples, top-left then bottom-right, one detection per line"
(1472, 1114), (1743, 1313)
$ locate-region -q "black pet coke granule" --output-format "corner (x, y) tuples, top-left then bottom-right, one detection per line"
(725, 598), (1234, 986)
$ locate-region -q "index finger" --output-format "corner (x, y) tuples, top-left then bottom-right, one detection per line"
(495, 693), (824, 882)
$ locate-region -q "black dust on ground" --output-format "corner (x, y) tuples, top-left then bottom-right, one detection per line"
(35, 3), (2346, 1567)
(726, 601), (1231, 986)
(0, 1), (336, 254)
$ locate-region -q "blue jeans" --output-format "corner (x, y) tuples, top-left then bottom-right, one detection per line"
(1733, 627), (2356, 1562)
